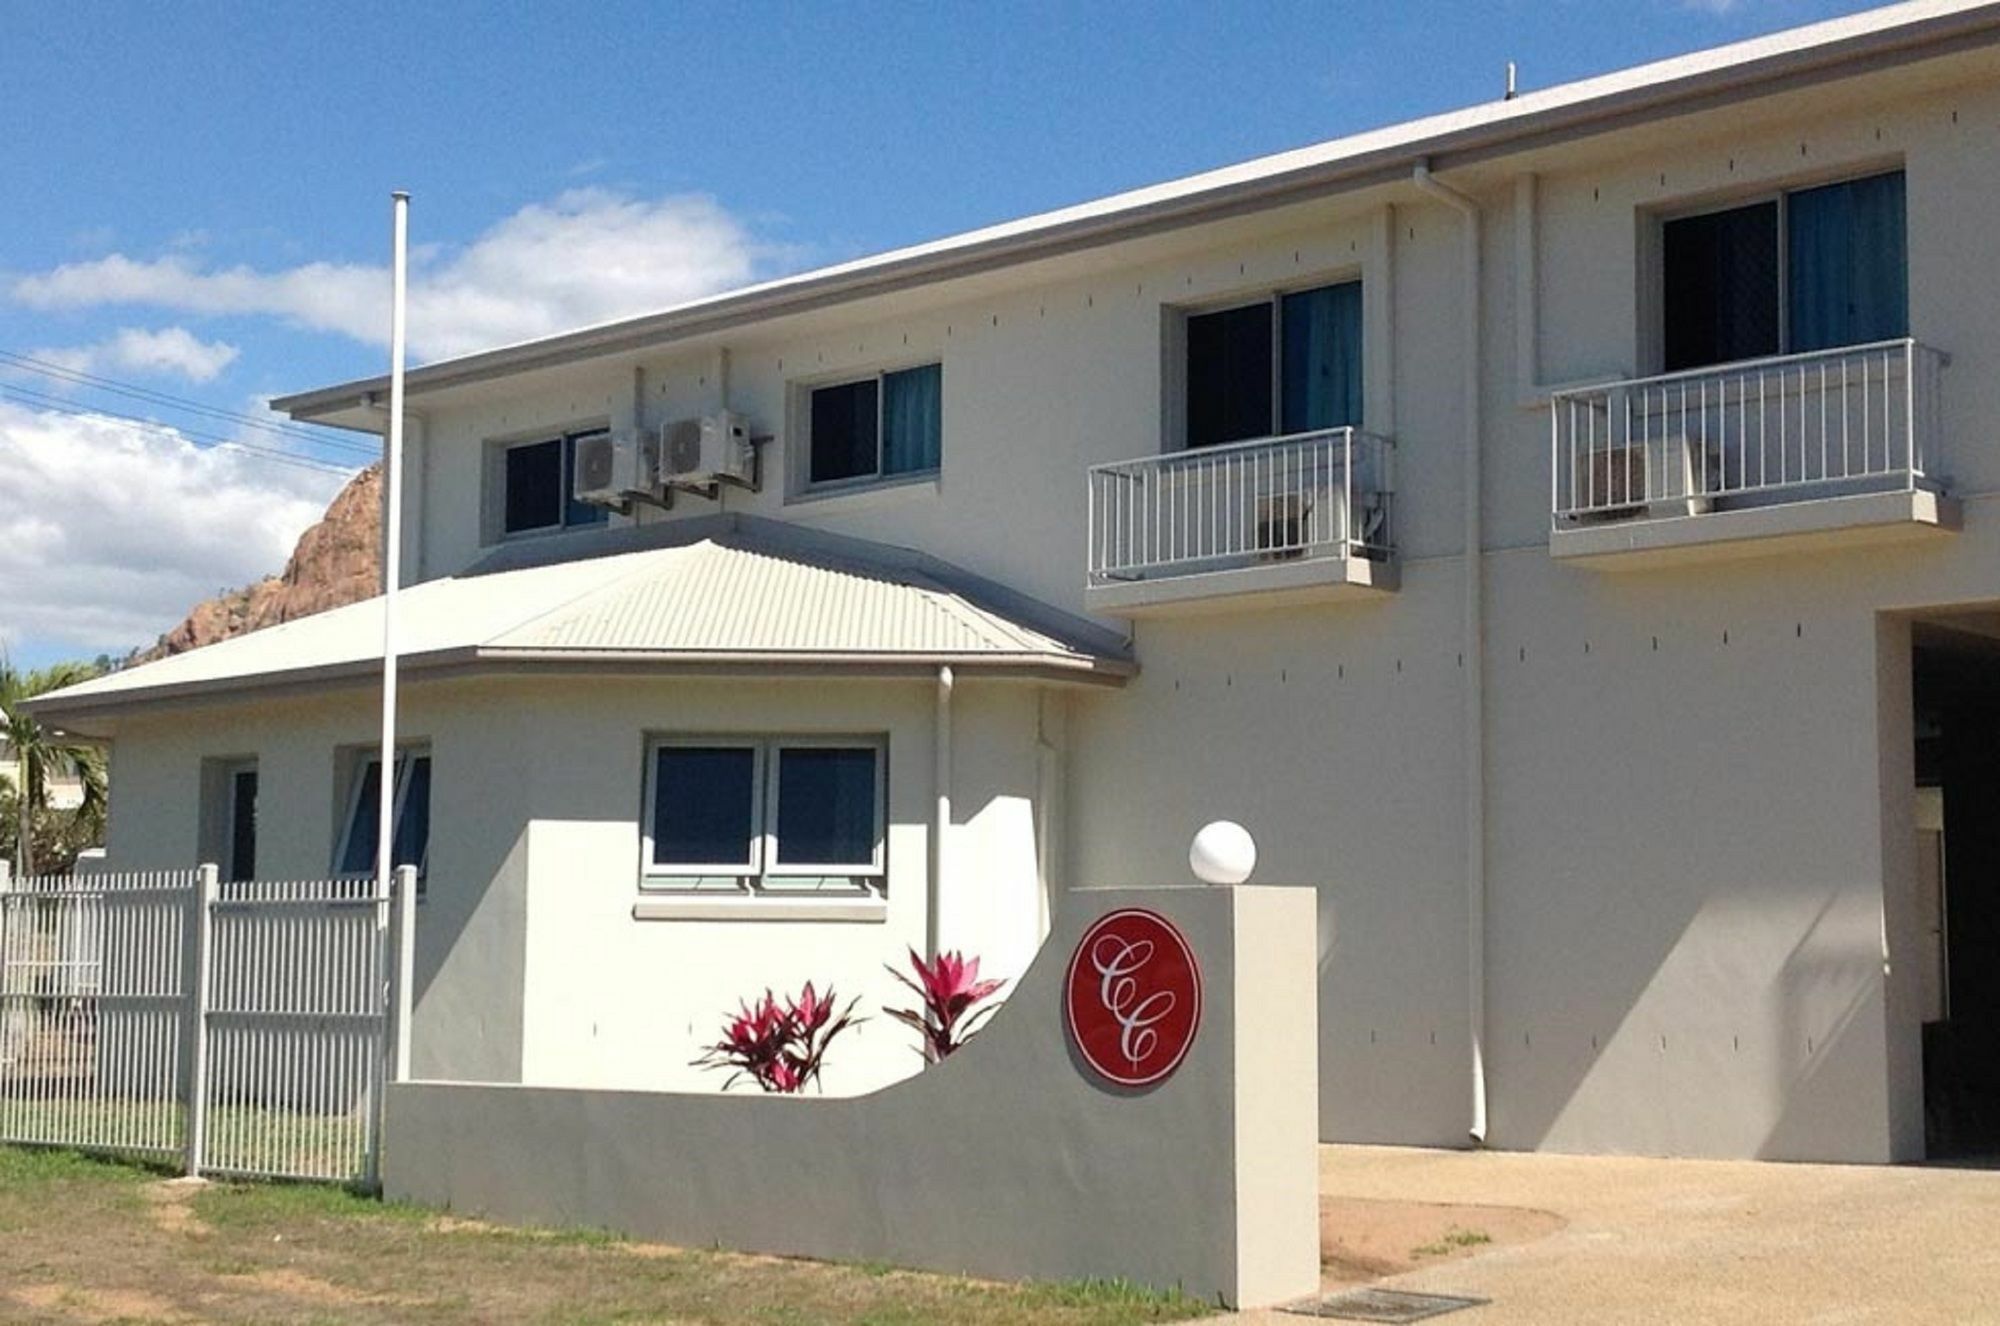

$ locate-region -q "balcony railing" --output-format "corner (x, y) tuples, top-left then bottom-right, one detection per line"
(1550, 339), (1948, 527)
(1087, 428), (1394, 588)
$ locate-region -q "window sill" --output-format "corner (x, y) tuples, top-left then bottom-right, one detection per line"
(785, 472), (940, 513)
(631, 895), (888, 923)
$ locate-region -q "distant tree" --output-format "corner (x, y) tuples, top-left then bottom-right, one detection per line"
(0, 657), (107, 878)
(0, 789), (104, 879)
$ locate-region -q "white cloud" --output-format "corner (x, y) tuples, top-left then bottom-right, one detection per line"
(11, 189), (776, 363)
(0, 400), (350, 658)
(1680, 0), (1741, 12)
(32, 326), (241, 384)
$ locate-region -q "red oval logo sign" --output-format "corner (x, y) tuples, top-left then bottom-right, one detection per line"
(1064, 908), (1202, 1087)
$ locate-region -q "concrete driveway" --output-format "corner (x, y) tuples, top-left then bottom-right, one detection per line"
(1230, 1144), (2000, 1325)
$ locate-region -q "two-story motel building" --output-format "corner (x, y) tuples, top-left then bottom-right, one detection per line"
(32, 1), (2000, 1162)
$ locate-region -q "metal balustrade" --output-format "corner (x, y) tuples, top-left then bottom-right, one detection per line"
(1087, 427), (1394, 587)
(0, 863), (416, 1185)
(1550, 339), (1948, 527)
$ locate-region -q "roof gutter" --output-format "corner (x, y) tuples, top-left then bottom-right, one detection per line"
(275, 5), (2000, 426)
(21, 646), (1135, 733)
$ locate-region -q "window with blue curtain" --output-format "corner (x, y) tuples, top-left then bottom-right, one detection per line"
(1280, 281), (1364, 432)
(1185, 281), (1363, 448)
(808, 364), (940, 485)
(1787, 170), (1907, 354)
(1661, 169), (1906, 371)
(880, 363), (942, 476)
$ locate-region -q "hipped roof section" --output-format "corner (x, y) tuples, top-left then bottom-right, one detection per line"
(274, 1), (2000, 427)
(27, 518), (1135, 731)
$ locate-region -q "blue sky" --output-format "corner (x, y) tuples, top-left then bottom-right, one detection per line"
(0, 0), (1879, 668)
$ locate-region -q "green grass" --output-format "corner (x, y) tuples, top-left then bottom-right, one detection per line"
(0, 1143), (1213, 1324)
(0, 1096), (369, 1181)
(1411, 1226), (1492, 1259)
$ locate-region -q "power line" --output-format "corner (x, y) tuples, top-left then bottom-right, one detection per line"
(0, 349), (380, 459)
(0, 383), (363, 478)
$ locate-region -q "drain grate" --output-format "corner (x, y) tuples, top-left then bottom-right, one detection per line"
(1280, 1286), (1489, 1322)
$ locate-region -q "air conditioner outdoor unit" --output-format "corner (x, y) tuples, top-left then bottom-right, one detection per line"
(661, 412), (756, 490)
(1577, 434), (1715, 522)
(1253, 491), (1313, 562)
(572, 428), (661, 507)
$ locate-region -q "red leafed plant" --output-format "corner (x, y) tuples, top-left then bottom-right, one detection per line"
(886, 949), (1008, 1063)
(694, 982), (861, 1093)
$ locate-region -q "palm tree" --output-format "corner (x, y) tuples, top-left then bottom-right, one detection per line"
(0, 657), (107, 879)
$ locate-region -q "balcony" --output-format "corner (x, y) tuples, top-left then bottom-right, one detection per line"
(1086, 428), (1396, 617)
(1549, 339), (1959, 567)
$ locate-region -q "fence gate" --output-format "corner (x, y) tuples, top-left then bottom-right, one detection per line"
(0, 864), (414, 1186)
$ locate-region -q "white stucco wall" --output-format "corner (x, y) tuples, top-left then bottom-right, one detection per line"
(101, 673), (1058, 1095)
(92, 41), (2000, 1160)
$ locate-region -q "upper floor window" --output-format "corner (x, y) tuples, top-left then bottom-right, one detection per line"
(1662, 169), (1906, 372)
(1185, 280), (1362, 448)
(805, 363), (942, 490)
(501, 430), (611, 536)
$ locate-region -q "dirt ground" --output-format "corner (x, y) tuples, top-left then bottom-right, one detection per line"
(0, 1147), (1208, 1325)
(1317, 1197), (1564, 1285)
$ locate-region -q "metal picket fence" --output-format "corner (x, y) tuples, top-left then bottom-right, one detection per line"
(0, 862), (415, 1186)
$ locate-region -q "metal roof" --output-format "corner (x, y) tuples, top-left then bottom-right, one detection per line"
(274, 1), (2000, 425)
(27, 518), (1134, 729)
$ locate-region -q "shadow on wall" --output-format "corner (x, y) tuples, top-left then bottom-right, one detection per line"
(1760, 890), (1891, 1160)
(1488, 876), (1889, 1160)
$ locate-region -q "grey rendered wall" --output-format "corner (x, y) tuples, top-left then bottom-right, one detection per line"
(103, 684), (531, 1083)
(385, 885), (1319, 1310)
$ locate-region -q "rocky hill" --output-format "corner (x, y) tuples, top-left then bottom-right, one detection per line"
(134, 464), (382, 663)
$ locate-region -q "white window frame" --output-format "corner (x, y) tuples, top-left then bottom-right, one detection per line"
(1651, 190), (1787, 375)
(640, 735), (887, 889)
(1646, 164), (1907, 374)
(795, 363), (942, 497)
(333, 745), (432, 879)
(764, 736), (889, 878)
(641, 737), (767, 878)
(1172, 276), (1363, 452)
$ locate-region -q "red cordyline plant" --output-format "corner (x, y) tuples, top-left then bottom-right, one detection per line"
(886, 948), (1008, 1063)
(693, 982), (861, 1094)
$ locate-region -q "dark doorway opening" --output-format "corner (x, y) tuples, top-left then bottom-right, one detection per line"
(1914, 621), (2000, 1158)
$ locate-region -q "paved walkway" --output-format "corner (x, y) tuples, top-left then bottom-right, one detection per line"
(1229, 1144), (2000, 1325)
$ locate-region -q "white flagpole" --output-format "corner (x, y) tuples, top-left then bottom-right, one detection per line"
(376, 192), (410, 905)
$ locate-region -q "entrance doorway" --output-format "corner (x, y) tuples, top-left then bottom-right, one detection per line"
(1913, 619), (2000, 1157)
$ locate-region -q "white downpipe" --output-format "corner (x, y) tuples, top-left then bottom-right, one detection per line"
(930, 666), (954, 956)
(1412, 160), (1489, 1147)
(376, 193), (410, 908)
(1033, 689), (1061, 945)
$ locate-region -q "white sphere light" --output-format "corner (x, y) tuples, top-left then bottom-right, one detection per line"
(1189, 820), (1257, 886)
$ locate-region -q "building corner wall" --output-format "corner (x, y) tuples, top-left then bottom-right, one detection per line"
(1875, 615), (1926, 1161)
(1231, 885), (1321, 1309)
